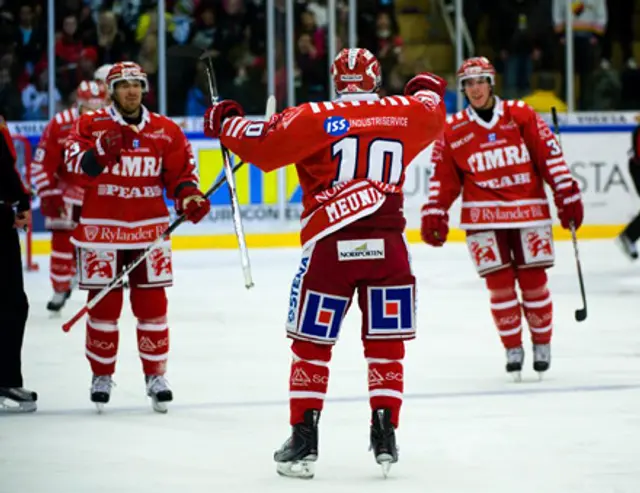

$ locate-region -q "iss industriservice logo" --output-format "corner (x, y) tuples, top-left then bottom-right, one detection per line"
(324, 116), (350, 137)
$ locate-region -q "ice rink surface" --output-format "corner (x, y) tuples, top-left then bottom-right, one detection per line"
(2, 239), (640, 493)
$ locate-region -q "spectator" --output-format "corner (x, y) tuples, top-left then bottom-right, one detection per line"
(296, 32), (326, 102)
(87, 10), (128, 65)
(375, 11), (403, 95)
(601, 0), (635, 70)
(185, 61), (210, 116)
(489, 0), (547, 100)
(15, 5), (45, 75)
(77, 47), (98, 82)
(553, 0), (608, 110)
(21, 67), (62, 120)
(0, 67), (24, 120)
(522, 72), (567, 112)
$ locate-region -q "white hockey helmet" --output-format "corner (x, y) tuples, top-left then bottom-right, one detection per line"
(94, 64), (114, 83)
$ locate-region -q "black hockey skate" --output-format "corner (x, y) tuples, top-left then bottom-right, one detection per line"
(533, 343), (551, 378)
(616, 234), (638, 260)
(145, 375), (172, 413)
(505, 346), (525, 382)
(0, 387), (37, 413)
(370, 408), (398, 478)
(274, 409), (320, 479)
(46, 290), (71, 312)
(91, 375), (113, 412)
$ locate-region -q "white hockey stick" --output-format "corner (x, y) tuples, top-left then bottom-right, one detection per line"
(201, 54), (255, 289)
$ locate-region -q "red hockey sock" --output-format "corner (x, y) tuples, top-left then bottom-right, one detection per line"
(486, 268), (523, 349)
(50, 230), (75, 292)
(289, 340), (332, 425)
(85, 289), (123, 375)
(364, 340), (404, 428)
(517, 268), (553, 345)
(130, 287), (169, 375)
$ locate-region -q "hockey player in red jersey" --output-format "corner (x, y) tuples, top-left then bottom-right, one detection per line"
(32, 80), (109, 312)
(420, 57), (584, 380)
(203, 48), (446, 478)
(64, 62), (210, 412)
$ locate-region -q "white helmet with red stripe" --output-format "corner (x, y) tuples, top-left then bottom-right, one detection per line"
(330, 48), (381, 94)
(456, 56), (496, 91)
(94, 64), (113, 83)
(105, 61), (149, 94)
(76, 80), (108, 110)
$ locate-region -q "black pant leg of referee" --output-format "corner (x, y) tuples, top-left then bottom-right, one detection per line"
(0, 208), (29, 388)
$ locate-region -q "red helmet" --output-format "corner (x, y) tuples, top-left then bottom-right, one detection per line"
(106, 61), (148, 94)
(456, 57), (496, 91)
(330, 48), (381, 95)
(76, 80), (108, 109)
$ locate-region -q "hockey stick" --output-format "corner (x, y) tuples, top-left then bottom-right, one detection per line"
(201, 53), (254, 289)
(61, 161), (245, 333)
(550, 106), (587, 322)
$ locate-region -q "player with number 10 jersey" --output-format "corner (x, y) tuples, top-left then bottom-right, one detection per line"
(204, 48), (446, 478)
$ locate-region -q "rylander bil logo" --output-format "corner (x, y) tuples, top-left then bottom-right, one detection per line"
(337, 239), (385, 261)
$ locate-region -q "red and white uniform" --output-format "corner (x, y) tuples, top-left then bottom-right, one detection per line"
(426, 97), (570, 232)
(67, 104), (197, 254)
(32, 107), (82, 292)
(219, 90), (445, 427)
(65, 103), (198, 376)
(425, 97), (576, 349)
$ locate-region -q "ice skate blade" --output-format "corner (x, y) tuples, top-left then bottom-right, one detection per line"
(48, 310), (62, 319)
(510, 371), (522, 383)
(376, 454), (394, 478)
(151, 398), (168, 414)
(95, 402), (105, 413)
(0, 397), (37, 413)
(537, 371), (546, 381)
(276, 458), (316, 479)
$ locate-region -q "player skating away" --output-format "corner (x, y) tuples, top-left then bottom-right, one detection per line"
(421, 57), (584, 380)
(64, 62), (210, 412)
(31, 80), (109, 313)
(204, 48), (446, 478)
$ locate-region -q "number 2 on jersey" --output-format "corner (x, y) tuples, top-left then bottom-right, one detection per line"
(332, 136), (404, 185)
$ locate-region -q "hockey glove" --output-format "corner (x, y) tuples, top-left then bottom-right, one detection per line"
(421, 207), (449, 247)
(204, 100), (245, 139)
(176, 186), (211, 224)
(39, 188), (65, 218)
(554, 180), (584, 230)
(94, 128), (123, 168)
(404, 72), (447, 99)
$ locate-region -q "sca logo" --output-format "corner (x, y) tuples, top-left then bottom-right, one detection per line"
(324, 116), (350, 137)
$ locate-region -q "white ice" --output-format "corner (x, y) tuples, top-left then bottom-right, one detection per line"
(3, 240), (640, 493)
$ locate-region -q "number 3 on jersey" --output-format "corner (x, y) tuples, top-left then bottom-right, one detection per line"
(332, 137), (404, 185)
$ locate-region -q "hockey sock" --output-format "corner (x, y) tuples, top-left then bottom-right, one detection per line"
(486, 268), (523, 349)
(289, 340), (331, 425)
(86, 289), (123, 375)
(364, 339), (404, 428)
(50, 230), (75, 292)
(517, 268), (553, 345)
(130, 287), (169, 375)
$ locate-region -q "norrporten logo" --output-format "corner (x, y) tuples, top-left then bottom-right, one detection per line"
(337, 239), (385, 261)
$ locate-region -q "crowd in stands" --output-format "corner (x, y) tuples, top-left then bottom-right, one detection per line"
(0, 0), (638, 121)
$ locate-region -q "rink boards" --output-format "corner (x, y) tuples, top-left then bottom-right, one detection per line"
(9, 115), (640, 252)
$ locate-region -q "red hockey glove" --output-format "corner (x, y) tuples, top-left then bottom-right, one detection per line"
(404, 72), (447, 99)
(554, 180), (584, 230)
(421, 207), (449, 247)
(203, 100), (245, 139)
(177, 186), (211, 224)
(94, 128), (123, 168)
(39, 188), (65, 218)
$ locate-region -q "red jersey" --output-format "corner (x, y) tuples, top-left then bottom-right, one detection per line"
(425, 98), (573, 230)
(32, 107), (83, 229)
(220, 93), (445, 249)
(65, 104), (199, 250)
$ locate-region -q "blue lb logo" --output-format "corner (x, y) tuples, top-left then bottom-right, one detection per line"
(324, 116), (350, 137)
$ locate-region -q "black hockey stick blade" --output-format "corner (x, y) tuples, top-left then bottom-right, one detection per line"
(551, 106), (588, 322)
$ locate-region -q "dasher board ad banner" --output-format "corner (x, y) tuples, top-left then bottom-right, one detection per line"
(12, 130), (640, 236)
